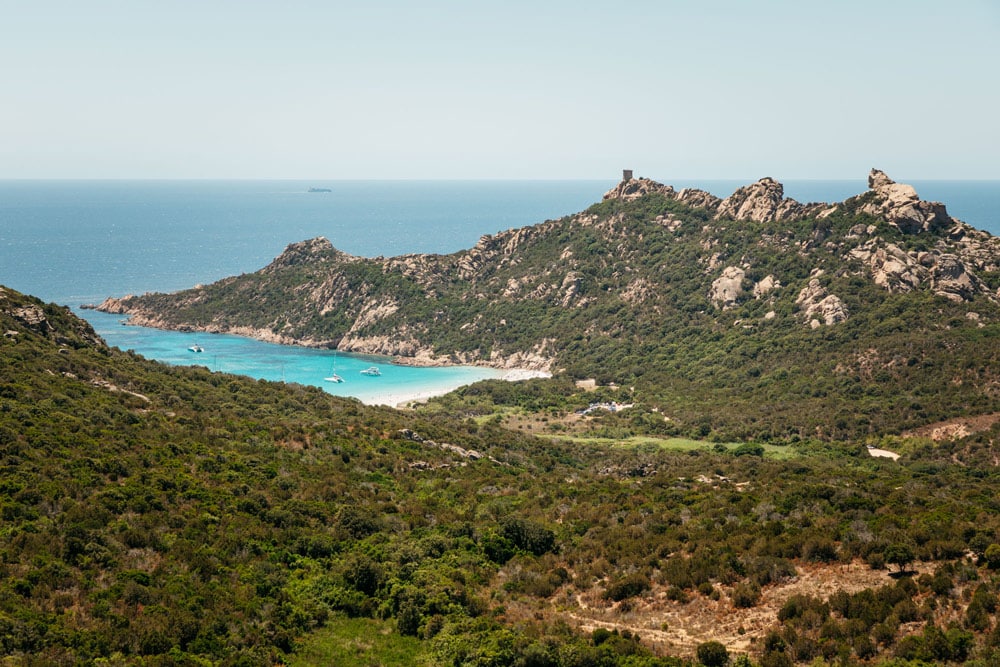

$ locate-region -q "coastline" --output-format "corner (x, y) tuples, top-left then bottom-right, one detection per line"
(78, 308), (553, 408)
(371, 368), (552, 409)
(91, 303), (556, 373)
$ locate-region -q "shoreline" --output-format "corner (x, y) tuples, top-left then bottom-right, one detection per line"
(362, 368), (552, 409)
(78, 307), (554, 408)
(89, 306), (555, 374)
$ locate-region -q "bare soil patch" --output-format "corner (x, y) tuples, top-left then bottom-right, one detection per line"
(518, 560), (935, 659)
(904, 412), (1000, 441)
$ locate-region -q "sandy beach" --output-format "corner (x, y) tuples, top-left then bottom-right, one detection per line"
(362, 368), (552, 408)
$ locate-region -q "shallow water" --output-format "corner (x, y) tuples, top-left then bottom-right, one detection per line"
(83, 309), (505, 406)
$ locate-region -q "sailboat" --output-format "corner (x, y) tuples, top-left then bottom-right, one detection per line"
(324, 352), (344, 383)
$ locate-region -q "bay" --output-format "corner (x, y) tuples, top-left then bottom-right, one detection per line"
(2, 178), (998, 405)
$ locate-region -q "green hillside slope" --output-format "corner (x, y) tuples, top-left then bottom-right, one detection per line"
(98, 171), (1000, 441)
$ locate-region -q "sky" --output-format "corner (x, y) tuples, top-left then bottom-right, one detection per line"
(1, 1), (998, 180)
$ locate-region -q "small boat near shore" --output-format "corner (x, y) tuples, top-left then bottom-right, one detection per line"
(324, 353), (345, 382)
(188, 344), (204, 353)
(360, 366), (381, 377)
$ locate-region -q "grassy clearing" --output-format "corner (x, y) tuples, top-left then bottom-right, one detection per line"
(545, 434), (800, 459)
(290, 617), (430, 667)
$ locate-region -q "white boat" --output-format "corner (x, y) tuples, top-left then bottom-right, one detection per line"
(188, 344), (204, 353)
(324, 353), (345, 382)
(360, 366), (381, 376)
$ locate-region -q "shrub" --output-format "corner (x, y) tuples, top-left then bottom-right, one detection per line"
(732, 582), (761, 609)
(603, 573), (651, 602)
(696, 640), (729, 666)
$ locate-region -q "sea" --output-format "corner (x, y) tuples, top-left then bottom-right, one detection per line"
(2, 178), (998, 405)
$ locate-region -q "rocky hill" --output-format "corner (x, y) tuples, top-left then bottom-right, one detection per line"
(96, 170), (1000, 440)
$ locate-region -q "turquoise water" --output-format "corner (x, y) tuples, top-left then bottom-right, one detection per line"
(2, 178), (998, 404)
(82, 310), (503, 406)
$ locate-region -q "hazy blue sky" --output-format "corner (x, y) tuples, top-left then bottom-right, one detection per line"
(2, 1), (998, 180)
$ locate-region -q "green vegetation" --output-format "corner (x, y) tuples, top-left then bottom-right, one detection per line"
(289, 617), (429, 666)
(105, 186), (1000, 445)
(6, 286), (1000, 665)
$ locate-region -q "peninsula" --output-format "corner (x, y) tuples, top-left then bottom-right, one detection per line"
(95, 170), (1000, 441)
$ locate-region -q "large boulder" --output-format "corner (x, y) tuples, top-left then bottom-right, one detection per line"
(796, 279), (849, 327)
(603, 177), (676, 201)
(709, 266), (746, 310)
(857, 169), (952, 234)
(714, 178), (830, 223)
(931, 254), (979, 302)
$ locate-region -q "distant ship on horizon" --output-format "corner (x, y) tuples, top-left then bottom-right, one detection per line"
(307, 187), (332, 193)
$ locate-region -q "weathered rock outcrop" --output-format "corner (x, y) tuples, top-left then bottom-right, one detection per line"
(675, 188), (723, 212)
(853, 169), (952, 234)
(709, 266), (746, 310)
(796, 279), (849, 327)
(602, 177), (722, 212)
(850, 242), (928, 294)
(753, 275), (780, 299)
(2, 287), (105, 349)
(931, 254), (980, 302)
(602, 177), (676, 201)
(849, 240), (992, 303)
(714, 177), (832, 223)
(263, 236), (352, 271)
(601, 169), (960, 234)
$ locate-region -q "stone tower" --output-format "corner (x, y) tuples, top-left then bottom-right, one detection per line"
(623, 169), (633, 181)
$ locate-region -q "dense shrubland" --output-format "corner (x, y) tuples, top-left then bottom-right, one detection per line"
(4, 287), (1000, 665)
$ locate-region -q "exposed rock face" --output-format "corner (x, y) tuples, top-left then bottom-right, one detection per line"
(603, 177), (722, 212)
(602, 177), (676, 201)
(855, 169), (952, 234)
(851, 242), (928, 293)
(12, 304), (49, 327)
(849, 240), (990, 303)
(931, 254), (979, 302)
(709, 266), (746, 310)
(753, 275), (780, 299)
(604, 174), (842, 223)
(2, 289), (105, 348)
(796, 279), (849, 327)
(456, 226), (537, 280)
(601, 168), (956, 233)
(263, 236), (351, 272)
(714, 178), (829, 223)
(676, 188), (722, 212)
(560, 271), (583, 307)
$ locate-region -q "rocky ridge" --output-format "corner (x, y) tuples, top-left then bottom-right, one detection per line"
(96, 170), (1000, 372)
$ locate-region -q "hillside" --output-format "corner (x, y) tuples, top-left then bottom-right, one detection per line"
(8, 286), (1000, 665)
(96, 170), (1000, 442)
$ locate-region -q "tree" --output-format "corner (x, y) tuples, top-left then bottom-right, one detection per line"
(884, 544), (915, 573)
(983, 543), (1000, 569)
(697, 640), (730, 666)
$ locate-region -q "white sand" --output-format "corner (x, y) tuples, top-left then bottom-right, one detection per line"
(867, 447), (900, 461)
(361, 369), (552, 408)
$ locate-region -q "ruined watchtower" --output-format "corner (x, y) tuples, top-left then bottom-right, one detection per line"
(622, 169), (633, 181)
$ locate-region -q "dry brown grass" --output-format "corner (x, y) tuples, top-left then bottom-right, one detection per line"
(501, 559), (940, 659)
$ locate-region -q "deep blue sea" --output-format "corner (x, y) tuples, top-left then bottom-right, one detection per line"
(2, 178), (998, 404)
